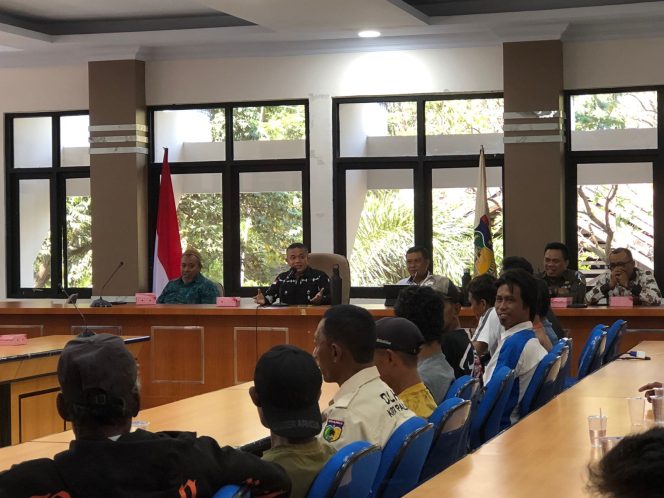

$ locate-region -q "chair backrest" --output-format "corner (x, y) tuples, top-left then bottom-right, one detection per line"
(444, 375), (478, 402)
(518, 352), (562, 417)
(308, 253), (351, 304)
(421, 397), (472, 482)
(603, 319), (627, 364)
(306, 440), (381, 498)
(212, 485), (250, 498)
(577, 324), (607, 379)
(469, 366), (515, 450)
(551, 339), (571, 395)
(371, 417), (435, 498)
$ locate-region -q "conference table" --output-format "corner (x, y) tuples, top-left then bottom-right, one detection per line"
(0, 335), (148, 446)
(407, 341), (664, 497)
(0, 301), (661, 410)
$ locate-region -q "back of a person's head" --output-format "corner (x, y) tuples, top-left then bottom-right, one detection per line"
(495, 269), (538, 321)
(502, 256), (534, 274)
(394, 286), (443, 344)
(375, 317), (423, 369)
(322, 304), (376, 364)
(58, 333), (139, 430)
(588, 427), (664, 498)
(253, 345), (323, 440)
(468, 273), (498, 306)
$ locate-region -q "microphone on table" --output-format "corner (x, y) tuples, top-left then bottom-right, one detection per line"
(59, 285), (93, 337)
(91, 261), (125, 308)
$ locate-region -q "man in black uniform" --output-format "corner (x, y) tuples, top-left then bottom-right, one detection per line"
(254, 243), (330, 305)
(0, 334), (290, 498)
(538, 241), (586, 303)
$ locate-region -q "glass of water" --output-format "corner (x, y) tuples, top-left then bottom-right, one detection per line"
(587, 415), (608, 447)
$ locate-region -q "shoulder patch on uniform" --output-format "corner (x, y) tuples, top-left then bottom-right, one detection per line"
(323, 419), (344, 442)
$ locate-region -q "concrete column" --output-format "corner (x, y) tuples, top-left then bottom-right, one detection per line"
(88, 60), (148, 295)
(502, 41), (565, 270)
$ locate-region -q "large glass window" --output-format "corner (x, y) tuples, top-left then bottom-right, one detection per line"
(150, 100), (309, 296)
(346, 169), (414, 286)
(6, 112), (91, 297)
(425, 98), (504, 155)
(571, 91), (657, 151)
(339, 101), (417, 157)
(432, 167), (503, 284)
(577, 162), (653, 281)
(240, 171), (303, 286)
(335, 93), (504, 296)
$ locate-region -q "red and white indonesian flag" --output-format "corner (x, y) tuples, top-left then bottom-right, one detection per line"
(473, 146), (497, 276)
(152, 148), (182, 296)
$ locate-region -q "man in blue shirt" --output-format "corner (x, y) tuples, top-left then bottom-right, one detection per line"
(157, 248), (220, 304)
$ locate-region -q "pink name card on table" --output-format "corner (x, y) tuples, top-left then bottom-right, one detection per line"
(550, 297), (572, 308)
(609, 296), (633, 307)
(216, 297), (241, 307)
(135, 293), (157, 305)
(0, 334), (28, 345)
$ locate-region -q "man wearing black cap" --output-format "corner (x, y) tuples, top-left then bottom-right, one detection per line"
(374, 317), (437, 418)
(0, 333), (290, 498)
(250, 345), (335, 498)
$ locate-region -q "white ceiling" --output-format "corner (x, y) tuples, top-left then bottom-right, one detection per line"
(0, 0), (663, 67)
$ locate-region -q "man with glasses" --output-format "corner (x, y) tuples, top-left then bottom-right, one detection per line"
(586, 247), (661, 305)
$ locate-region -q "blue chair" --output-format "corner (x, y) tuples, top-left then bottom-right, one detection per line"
(444, 375), (479, 401)
(212, 485), (250, 498)
(603, 319), (627, 364)
(420, 397), (472, 482)
(518, 352), (562, 418)
(550, 338), (572, 394)
(469, 366), (515, 450)
(565, 325), (608, 388)
(306, 440), (380, 498)
(371, 417), (435, 498)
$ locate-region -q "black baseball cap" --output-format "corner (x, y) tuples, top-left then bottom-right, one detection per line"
(254, 345), (323, 439)
(375, 317), (424, 356)
(58, 333), (139, 417)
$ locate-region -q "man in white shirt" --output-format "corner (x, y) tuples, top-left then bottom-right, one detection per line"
(396, 246), (452, 294)
(314, 305), (414, 450)
(483, 269), (547, 427)
(468, 273), (501, 359)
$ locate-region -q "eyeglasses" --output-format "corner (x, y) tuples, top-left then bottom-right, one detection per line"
(609, 260), (634, 270)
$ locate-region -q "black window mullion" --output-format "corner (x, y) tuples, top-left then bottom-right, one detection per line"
(653, 88), (664, 289)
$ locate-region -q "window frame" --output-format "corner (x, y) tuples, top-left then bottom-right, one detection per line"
(333, 93), (504, 298)
(5, 110), (92, 298)
(563, 86), (664, 286)
(147, 99), (311, 297)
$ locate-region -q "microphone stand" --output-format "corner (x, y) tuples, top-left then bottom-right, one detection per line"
(91, 261), (124, 308)
(59, 285), (93, 337)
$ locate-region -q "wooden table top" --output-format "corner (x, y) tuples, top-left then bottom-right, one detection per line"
(407, 341), (664, 498)
(27, 381), (338, 447)
(0, 335), (149, 363)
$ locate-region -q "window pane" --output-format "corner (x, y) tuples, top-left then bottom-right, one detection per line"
(346, 169), (414, 286)
(65, 178), (92, 287)
(19, 179), (51, 288)
(154, 109), (226, 163)
(240, 171), (303, 286)
(339, 102), (417, 157)
(61, 115), (90, 167)
(432, 167), (503, 284)
(425, 98), (504, 155)
(571, 91), (657, 151)
(233, 105), (306, 160)
(14, 117), (52, 168)
(172, 173), (224, 284)
(577, 162), (653, 280)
